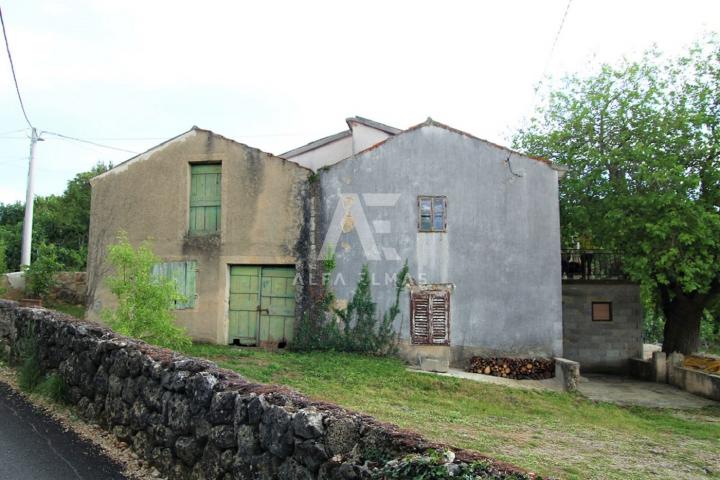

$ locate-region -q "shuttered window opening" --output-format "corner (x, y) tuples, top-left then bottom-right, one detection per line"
(591, 301), (612, 321)
(411, 290), (450, 345)
(152, 261), (197, 309)
(190, 164), (221, 234)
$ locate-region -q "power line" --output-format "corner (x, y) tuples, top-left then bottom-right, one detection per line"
(542, 0), (573, 77)
(43, 131), (139, 154)
(0, 127), (27, 136)
(0, 6), (33, 128)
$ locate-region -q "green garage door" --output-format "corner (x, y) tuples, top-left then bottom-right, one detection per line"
(228, 266), (295, 346)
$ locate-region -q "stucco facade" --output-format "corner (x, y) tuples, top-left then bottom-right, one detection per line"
(86, 128), (311, 344)
(318, 120), (564, 366)
(282, 116), (400, 171)
(86, 118), (568, 367)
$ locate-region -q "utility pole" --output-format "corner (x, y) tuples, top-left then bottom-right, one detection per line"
(20, 127), (42, 266)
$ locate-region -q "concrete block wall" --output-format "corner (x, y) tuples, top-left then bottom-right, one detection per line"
(0, 301), (536, 480)
(562, 281), (643, 373)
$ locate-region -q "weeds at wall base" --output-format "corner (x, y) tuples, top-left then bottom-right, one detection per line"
(12, 321), (68, 403)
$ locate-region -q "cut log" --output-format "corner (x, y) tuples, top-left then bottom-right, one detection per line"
(466, 357), (555, 380)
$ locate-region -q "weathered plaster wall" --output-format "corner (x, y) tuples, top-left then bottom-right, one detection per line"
(285, 135), (353, 172)
(0, 301), (532, 480)
(319, 124), (563, 366)
(562, 281), (643, 373)
(348, 122), (393, 155)
(284, 123), (393, 172)
(86, 129), (310, 344)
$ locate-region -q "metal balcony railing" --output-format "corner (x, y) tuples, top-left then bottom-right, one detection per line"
(561, 250), (626, 280)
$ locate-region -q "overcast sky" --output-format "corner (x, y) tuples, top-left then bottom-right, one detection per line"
(1, 0), (718, 204)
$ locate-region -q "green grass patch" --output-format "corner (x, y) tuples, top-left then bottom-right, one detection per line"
(45, 301), (85, 319)
(182, 344), (720, 480)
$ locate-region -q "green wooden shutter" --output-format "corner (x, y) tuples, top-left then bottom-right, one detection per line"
(152, 261), (197, 309)
(190, 164), (221, 234)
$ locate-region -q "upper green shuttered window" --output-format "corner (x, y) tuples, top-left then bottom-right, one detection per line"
(190, 164), (221, 234)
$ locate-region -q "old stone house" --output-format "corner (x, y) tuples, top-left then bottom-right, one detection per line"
(86, 118), (642, 371)
(86, 127), (312, 345)
(313, 118), (566, 367)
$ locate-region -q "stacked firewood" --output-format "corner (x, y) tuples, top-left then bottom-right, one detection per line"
(467, 357), (555, 380)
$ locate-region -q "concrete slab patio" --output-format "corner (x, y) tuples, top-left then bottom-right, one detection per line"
(411, 368), (718, 409)
(409, 367), (565, 391)
(578, 373), (718, 409)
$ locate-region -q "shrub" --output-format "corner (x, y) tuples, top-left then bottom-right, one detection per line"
(36, 373), (67, 403)
(23, 243), (64, 299)
(101, 232), (192, 350)
(16, 325), (43, 392)
(374, 450), (537, 480)
(293, 258), (409, 355)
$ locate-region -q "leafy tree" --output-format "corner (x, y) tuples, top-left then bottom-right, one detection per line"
(0, 241), (7, 274)
(0, 162), (110, 272)
(0, 202), (24, 270)
(101, 233), (192, 350)
(514, 36), (720, 354)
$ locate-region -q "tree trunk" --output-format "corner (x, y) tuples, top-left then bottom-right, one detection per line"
(661, 296), (703, 354)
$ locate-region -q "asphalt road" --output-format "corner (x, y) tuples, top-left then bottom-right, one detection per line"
(0, 382), (127, 480)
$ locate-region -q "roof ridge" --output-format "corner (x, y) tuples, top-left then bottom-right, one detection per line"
(345, 116), (402, 135)
(324, 117), (554, 171)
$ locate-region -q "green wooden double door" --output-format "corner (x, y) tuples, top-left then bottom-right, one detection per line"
(228, 266), (296, 346)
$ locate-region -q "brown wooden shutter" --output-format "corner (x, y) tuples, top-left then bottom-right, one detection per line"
(411, 291), (450, 345)
(430, 291), (450, 344)
(411, 292), (430, 344)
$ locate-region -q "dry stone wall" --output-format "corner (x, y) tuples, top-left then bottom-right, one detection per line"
(0, 300), (537, 480)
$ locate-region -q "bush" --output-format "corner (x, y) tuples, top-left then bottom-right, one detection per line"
(16, 325), (43, 392)
(293, 259), (409, 354)
(23, 243), (64, 299)
(373, 449), (537, 480)
(101, 232), (192, 350)
(36, 374), (67, 403)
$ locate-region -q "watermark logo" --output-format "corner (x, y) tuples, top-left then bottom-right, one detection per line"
(320, 193), (401, 261)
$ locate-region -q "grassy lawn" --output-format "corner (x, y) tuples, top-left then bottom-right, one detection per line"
(183, 344), (720, 480)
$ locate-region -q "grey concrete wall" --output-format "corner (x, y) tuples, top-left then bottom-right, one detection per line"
(562, 281), (643, 373)
(87, 128), (310, 344)
(318, 121), (563, 366)
(667, 354), (720, 401)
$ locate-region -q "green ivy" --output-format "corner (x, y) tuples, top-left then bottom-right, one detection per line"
(293, 256), (409, 355)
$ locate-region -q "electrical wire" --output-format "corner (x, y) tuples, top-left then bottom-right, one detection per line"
(542, 0), (573, 76)
(42, 131), (139, 154)
(0, 6), (33, 128)
(0, 127), (27, 136)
